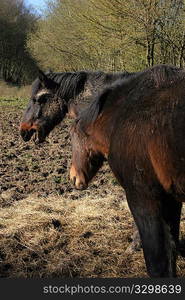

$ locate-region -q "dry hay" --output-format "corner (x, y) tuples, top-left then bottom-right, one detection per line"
(0, 193), (145, 278)
(0, 193), (185, 278)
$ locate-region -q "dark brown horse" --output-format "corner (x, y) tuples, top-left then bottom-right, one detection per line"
(20, 69), (134, 143)
(70, 64), (185, 277)
(19, 68), (141, 252)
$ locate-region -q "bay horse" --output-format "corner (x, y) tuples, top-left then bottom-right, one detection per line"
(20, 69), (134, 143)
(19, 68), (142, 252)
(70, 64), (185, 277)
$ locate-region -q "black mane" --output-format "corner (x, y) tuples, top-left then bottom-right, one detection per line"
(31, 71), (88, 100)
(77, 72), (137, 127)
(31, 70), (135, 103)
(77, 64), (185, 127)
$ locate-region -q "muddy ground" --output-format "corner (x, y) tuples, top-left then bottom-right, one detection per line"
(0, 98), (185, 278)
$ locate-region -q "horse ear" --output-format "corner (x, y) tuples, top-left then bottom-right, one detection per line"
(46, 68), (53, 74)
(38, 69), (58, 90)
(38, 69), (48, 83)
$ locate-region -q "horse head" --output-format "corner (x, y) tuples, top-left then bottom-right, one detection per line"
(20, 70), (68, 143)
(69, 119), (105, 190)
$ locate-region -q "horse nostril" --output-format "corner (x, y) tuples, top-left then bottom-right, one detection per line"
(77, 182), (88, 190)
(20, 130), (30, 141)
(78, 183), (85, 190)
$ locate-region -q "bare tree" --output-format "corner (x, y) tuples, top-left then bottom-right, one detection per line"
(0, 0), (38, 84)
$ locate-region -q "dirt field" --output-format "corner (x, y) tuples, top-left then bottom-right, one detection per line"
(0, 97), (185, 278)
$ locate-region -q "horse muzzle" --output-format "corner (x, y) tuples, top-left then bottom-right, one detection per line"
(71, 176), (88, 190)
(20, 122), (40, 142)
(70, 166), (88, 190)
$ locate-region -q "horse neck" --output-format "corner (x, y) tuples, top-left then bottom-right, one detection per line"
(73, 72), (105, 106)
(88, 108), (118, 158)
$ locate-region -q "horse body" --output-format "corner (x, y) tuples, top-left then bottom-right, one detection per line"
(70, 64), (185, 277)
(20, 69), (133, 143)
(108, 78), (185, 277)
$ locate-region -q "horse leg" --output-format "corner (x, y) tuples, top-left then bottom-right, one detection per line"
(125, 222), (141, 254)
(161, 194), (182, 253)
(125, 186), (178, 277)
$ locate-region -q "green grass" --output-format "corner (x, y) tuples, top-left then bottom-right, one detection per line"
(0, 97), (28, 109)
(0, 80), (30, 109)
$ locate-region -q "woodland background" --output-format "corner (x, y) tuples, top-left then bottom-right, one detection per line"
(0, 0), (185, 86)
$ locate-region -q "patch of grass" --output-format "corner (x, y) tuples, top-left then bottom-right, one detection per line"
(0, 80), (30, 98)
(0, 80), (30, 109)
(0, 97), (28, 109)
(53, 176), (62, 184)
(111, 178), (120, 186)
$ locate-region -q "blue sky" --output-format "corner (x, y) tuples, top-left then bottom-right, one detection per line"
(24, 0), (47, 12)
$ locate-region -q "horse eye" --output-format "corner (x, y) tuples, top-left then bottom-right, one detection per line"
(38, 95), (47, 104)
